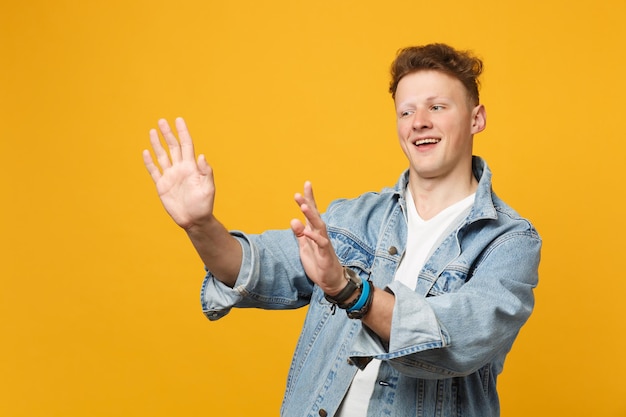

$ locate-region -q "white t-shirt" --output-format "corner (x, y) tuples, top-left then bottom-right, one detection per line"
(335, 188), (475, 417)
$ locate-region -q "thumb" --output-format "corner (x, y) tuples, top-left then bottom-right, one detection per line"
(197, 154), (213, 176)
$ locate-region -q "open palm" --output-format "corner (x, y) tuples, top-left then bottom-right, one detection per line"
(290, 181), (344, 295)
(143, 117), (215, 230)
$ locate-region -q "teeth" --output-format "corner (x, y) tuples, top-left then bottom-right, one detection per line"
(414, 138), (440, 146)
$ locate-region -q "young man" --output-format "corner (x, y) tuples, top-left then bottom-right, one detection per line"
(143, 43), (541, 417)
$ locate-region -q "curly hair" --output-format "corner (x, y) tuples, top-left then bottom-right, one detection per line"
(389, 43), (483, 105)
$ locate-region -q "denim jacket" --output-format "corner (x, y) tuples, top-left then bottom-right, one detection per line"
(201, 156), (541, 417)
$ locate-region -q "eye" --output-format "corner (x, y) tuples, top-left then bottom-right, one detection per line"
(431, 105), (444, 111)
(399, 110), (414, 118)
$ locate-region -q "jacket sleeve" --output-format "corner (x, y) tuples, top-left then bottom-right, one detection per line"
(349, 230), (541, 379)
(201, 230), (314, 321)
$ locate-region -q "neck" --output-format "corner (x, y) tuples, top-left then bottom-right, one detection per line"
(408, 170), (477, 220)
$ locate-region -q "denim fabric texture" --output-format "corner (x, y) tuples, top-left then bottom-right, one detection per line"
(200, 156), (541, 417)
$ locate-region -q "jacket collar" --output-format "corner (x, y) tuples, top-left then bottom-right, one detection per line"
(391, 156), (498, 223)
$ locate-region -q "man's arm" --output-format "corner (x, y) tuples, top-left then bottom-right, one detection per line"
(290, 181), (394, 340)
(143, 117), (241, 286)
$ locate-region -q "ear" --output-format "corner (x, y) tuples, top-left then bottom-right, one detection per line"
(470, 104), (486, 134)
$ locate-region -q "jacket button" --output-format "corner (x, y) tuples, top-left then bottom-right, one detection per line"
(388, 246), (398, 255)
(319, 409), (328, 417)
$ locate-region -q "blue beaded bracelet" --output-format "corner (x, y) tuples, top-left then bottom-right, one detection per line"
(346, 277), (370, 313)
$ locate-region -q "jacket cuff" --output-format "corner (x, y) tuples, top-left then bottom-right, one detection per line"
(200, 232), (254, 320)
(348, 281), (449, 366)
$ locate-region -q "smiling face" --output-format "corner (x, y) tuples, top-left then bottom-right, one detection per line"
(395, 70), (486, 186)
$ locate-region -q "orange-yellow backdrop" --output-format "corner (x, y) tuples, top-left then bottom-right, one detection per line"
(2, 1), (625, 416)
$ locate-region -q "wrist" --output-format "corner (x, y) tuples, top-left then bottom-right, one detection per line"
(324, 267), (361, 306)
(184, 215), (224, 239)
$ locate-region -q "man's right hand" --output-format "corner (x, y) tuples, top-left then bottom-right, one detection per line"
(143, 117), (215, 231)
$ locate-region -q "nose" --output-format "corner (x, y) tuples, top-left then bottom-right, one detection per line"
(412, 108), (432, 130)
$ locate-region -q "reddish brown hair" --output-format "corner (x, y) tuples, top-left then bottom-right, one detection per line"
(389, 43), (483, 105)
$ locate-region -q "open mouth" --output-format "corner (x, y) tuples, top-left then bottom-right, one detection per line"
(414, 138), (441, 147)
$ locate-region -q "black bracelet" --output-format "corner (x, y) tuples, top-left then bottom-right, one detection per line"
(324, 267), (361, 305)
(337, 285), (363, 310)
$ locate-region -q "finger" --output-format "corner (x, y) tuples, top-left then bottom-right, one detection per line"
(142, 149), (162, 183)
(290, 218), (328, 248)
(294, 192), (305, 207)
(175, 117), (197, 162)
(294, 182), (320, 216)
(294, 186), (323, 227)
(290, 219), (314, 250)
(158, 118), (183, 164)
(303, 181), (319, 210)
(149, 128), (172, 170)
(290, 218), (306, 237)
(298, 202), (328, 237)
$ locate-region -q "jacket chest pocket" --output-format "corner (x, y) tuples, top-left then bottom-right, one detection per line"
(423, 265), (471, 297)
(328, 230), (374, 273)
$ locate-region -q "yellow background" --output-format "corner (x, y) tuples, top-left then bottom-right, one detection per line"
(1, 0), (625, 416)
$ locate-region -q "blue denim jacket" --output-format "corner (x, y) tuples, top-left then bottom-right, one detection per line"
(201, 157), (541, 417)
